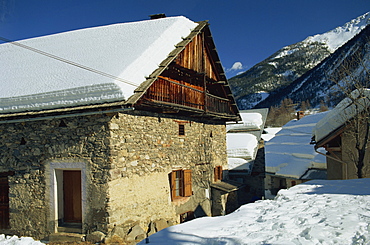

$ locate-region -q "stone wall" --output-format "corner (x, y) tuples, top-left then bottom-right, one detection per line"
(106, 110), (228, 242)
(0, 114), (112, 239)
(0, 109), (229, 243)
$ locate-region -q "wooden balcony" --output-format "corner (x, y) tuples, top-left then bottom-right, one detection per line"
(142, 77), (235, 116)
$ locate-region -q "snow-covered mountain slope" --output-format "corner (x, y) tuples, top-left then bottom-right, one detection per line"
(256, 23), (370, 109)
(305, 12), (370, 52)
(229, 12), (370, 109)
(140, 178), (370, 244)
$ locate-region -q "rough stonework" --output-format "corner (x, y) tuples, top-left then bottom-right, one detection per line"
(0, 110), (228, 242)
(105, 110), (228, 241)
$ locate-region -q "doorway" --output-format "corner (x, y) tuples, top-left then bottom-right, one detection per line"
(63, 170), (82, 223)
(0, 176), (9, 229)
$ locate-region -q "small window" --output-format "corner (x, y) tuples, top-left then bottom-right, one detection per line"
(59, 120), (67, 127)
(214, 166), (223, 182)
(180, 211), (195, 223)
(179, 124), (185, 136)
(169, 169), (192, 200)
(20, 137), (27, 145)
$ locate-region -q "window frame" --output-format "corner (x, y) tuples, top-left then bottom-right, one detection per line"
(170, 169), (192, 200)
(178, 124), (185, 136)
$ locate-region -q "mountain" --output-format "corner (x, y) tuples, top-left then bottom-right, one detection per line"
(256, 23), (370, 109)
(229, 12), (370, 109)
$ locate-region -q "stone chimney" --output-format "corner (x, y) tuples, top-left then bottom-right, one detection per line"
(149, 13), (166, 20)
(297, 111), (304, 120)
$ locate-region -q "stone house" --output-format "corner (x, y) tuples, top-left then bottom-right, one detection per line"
(0, 16), (239, 243)
(312, 89), (370, 180)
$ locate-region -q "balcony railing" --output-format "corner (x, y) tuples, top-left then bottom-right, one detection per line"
(143, 77), (234, 115)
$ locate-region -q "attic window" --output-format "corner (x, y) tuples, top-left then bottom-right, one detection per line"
(59, 120), (67, 127)
(179, 124), (185, 136)
(20, 137), (27, 145)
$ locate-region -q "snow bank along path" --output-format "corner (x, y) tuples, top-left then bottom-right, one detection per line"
(140, 178), (370, 245)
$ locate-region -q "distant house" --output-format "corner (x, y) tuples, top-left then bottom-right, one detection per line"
(312, 89), (370, 180)
(265, 112), (327, 195)
(0, 16), (239, 243)
(220, 108), (268, 205)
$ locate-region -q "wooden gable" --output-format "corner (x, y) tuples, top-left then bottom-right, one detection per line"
(133, 22), (239, 122)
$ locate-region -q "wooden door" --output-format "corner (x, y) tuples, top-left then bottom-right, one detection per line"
(63, 170), (82, 223)
(0, 177), (9, 229)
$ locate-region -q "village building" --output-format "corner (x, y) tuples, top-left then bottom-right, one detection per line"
(0, 16), (240, 243)
(312, 89), (370, 180)
(265, 112), (327, 195)
(220, 108), (268, 206)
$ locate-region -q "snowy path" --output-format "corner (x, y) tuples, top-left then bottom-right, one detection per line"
(141, 179), (370, 245)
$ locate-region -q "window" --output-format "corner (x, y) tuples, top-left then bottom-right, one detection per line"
(169, 169), (192, 200)
(179, 124), (185, 136)
(180, 211), (195, 223)
(214, 166), (223, 182)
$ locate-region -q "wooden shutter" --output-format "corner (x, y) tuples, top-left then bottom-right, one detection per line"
(170, 171), (176, 200)
(183, 169), (192, 197)
(214, 166), (223, 181)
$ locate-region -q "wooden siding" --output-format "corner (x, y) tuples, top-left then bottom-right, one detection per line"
(138, 26), (238, 120)
(175, 33), (218, 81)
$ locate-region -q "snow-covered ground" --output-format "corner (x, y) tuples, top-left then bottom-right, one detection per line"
(0, 234), (43, 245)
(140, 178), (370, 245)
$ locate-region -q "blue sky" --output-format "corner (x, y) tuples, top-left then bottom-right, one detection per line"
(1, 0), (369, 78)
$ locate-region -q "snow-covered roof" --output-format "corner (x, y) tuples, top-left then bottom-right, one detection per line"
(0, 16), (198, 113)
(226, 109), (268, 170)
(313, 89), (370, 143)
(227, 158), (253, 172)
(226, 112), (263, 132)
(265, 112), (327, 179)
(227, 133), (258, 160)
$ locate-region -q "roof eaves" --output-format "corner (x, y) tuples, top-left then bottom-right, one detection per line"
(210, 180), (245, 192)
(314, 124), (345, 149)
(201, 24), (241, 121)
